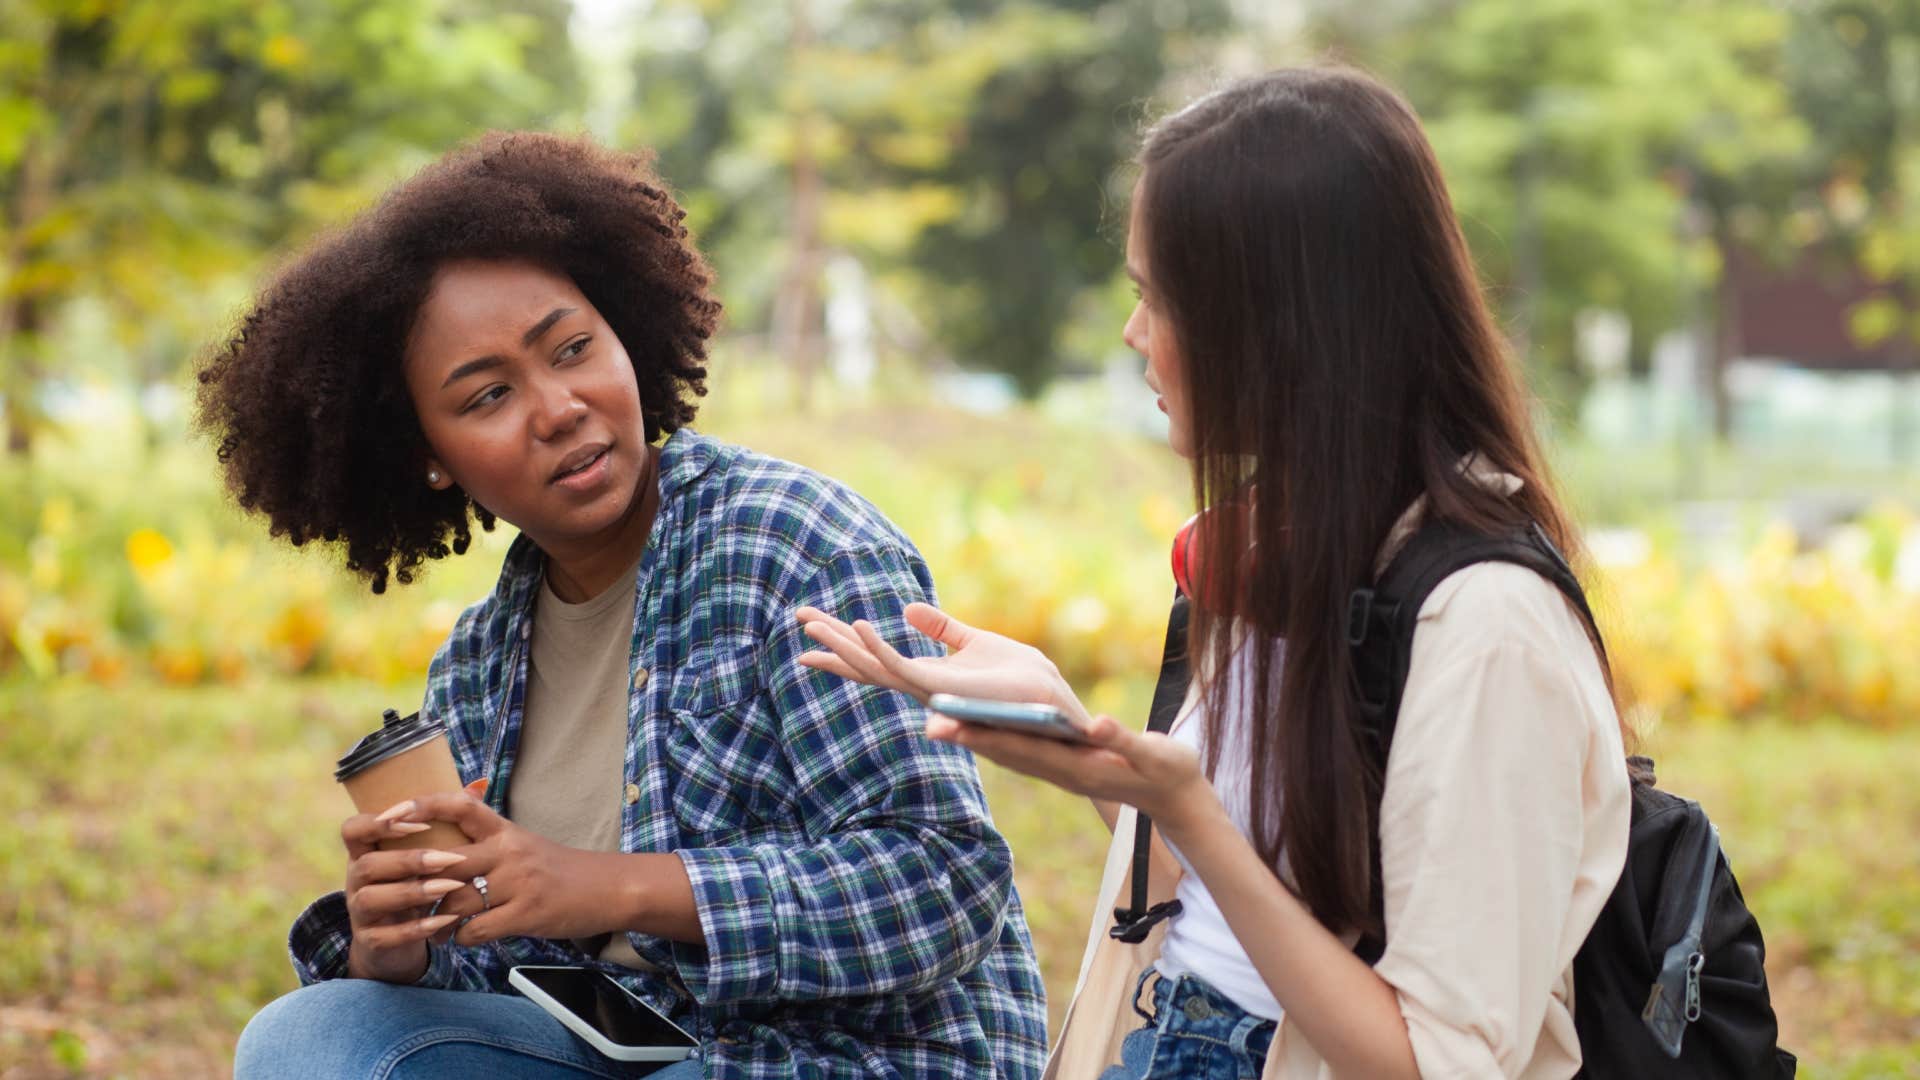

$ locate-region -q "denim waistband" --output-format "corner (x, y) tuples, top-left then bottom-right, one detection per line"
(1137, 967), (1276, 1063)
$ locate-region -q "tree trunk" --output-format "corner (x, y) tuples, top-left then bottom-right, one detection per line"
(1708, 222), (1740, 444)
(770, 0), (823, 412)
(1893, 282), (1915, 466)
(2, 296), (44, 456)
(1512, 113), (1543, 367)
(1626, 317), (1653, 379)
(2, 79), (70, 457)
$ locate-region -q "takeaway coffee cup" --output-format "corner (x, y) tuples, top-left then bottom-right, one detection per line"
(335, 708), (469, 851)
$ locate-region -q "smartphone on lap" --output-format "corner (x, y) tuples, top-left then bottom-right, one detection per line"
(508, 965), (699, 1062)
(927, 694), (1089, 743)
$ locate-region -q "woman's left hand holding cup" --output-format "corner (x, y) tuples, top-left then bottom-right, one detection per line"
(388, 788), (639, 948)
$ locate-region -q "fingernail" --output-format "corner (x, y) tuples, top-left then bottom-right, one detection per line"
(421, 913), (461, 931)
(389, 821), (432, 835)
(420, 851), (466, 870)
(375, 800), (416, 823)
(421, 878), (464, 897)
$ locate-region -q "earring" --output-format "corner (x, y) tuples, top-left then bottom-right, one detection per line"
(427, 470), (441, 485)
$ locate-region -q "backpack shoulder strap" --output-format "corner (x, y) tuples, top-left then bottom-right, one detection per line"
(1349, 518), (1600, 761)
(1349, 519), (1602, 963)
(1110, 592), (1190, 943)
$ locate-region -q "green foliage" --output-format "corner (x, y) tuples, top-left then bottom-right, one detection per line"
(1, 679), (1914, 1075)
(1312, 0), (1808, 391)
(9, 0), (1920, 420)
(6, 5), (1920, 1075)
(1805, 2), (1920, 364)
(0, 679), (396, 1075)
(0, 390), (509, 685)
(0, 0), (580, 447)
(9, 374), (1920, 735)
(626, 0), (1227, 395)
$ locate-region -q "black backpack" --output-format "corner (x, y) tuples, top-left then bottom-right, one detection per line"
(1112, 519), (1796, 1077)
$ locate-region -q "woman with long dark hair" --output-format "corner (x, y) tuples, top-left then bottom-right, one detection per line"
(797, 67), (1631, 1078)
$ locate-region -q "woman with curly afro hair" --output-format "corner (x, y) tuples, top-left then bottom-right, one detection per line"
(214, 132), (1045, 1080)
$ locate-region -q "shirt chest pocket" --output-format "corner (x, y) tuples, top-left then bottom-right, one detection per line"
(663, 646), (797, 841)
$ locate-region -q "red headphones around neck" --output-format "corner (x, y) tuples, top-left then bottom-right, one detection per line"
(1171, 487), (1257, 608)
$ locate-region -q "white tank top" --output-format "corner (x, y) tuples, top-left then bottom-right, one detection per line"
(1153, 640), (1287, 1021)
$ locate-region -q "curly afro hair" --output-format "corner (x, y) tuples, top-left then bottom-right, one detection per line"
(195, 132), (721, 593)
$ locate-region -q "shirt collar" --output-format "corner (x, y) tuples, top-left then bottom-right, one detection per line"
(655, 426), (722, 498)
(1371, 452), (1526, 579)
(493, 426), (719, 629)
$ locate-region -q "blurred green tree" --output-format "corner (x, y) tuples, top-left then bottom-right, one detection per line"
(625, 0), (1228, 400)
(0, 0), (578, 453)
(1795, 0), (1920, 459)
(1311, 0), (1807, 427)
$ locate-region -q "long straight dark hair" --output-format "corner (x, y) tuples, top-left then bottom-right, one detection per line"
(1137, 66), (1613, 940)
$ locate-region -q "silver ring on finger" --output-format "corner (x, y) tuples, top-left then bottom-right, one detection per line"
(471, 874), (490, 910)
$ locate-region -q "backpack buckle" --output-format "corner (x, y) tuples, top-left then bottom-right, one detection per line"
(1346, 588), (1375, 646)
(1110, 899), (1184, 944)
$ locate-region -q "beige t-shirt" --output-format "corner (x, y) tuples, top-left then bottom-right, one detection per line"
(512, 560), (652, 971)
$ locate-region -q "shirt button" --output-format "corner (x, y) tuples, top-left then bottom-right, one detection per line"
(631, 667), (650, 690)
(624, 783), (641, 806)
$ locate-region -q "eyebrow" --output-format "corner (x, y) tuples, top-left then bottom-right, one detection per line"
(521, 306), (575, 347)
(438, 307), (578, 389)
(441, 354), (504, 389)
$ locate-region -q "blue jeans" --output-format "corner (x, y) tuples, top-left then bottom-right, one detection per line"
(234, 978), (705, 1079)
(1097, 968), (1275, 1080)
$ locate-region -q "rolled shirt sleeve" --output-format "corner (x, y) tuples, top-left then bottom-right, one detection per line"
(286, 887), (578, 993)
(1370, 563), (1630, 1078)
(284, 631), (575, 997)
(671, 544), (1016, 1006)
(285, 889), (357, 986)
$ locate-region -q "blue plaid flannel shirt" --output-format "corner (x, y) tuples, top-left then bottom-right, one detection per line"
(287, 430), (1047, 1078)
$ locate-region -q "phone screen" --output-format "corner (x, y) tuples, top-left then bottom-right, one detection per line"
(515, 967), (697, 1048)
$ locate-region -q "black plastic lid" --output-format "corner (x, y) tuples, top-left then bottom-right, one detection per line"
(334, 708), (447, 783)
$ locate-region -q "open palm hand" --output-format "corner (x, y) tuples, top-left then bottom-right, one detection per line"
(795, 602), (1093, 730)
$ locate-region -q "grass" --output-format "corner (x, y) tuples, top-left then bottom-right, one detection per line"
(2, 677), (1917, 1077)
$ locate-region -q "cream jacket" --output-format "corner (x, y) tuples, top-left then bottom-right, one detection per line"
(1046, 492), (1631, 1079)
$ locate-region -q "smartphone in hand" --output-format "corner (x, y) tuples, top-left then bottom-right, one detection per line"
(927, 694), (1089, 743)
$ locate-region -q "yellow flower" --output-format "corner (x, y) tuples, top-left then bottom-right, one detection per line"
(262, 33), (309, 71)
(151, 644), (206, 686)
(125, 528), (175, 575)
(38, 497), (75, 537)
